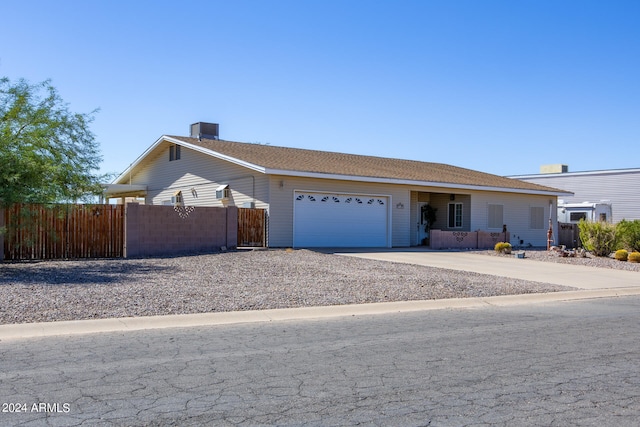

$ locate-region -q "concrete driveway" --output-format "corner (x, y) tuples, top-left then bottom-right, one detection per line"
(333, 248), (640, 290)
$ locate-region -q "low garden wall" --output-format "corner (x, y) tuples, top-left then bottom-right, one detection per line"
(430, 229), (510, 250)
(125, 204), (238, 258)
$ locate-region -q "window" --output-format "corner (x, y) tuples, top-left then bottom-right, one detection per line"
(570, 212), (587, 222)
(530, 206), (545, 229)
(172, 191), (183, 207)
(216, 184), (230, 200)
(488, 204), (504, 229)
(169, 144), (181, 161)
(448, 203), (463, 228)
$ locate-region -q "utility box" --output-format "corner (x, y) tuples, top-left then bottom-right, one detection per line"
(558, 201), (612, 223)
(190, 122), (219, 140)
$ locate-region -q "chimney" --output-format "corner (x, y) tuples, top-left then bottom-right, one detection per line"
(190, 122), (219, 140)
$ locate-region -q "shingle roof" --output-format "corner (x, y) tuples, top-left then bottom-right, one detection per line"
(168, 135), (568, 194)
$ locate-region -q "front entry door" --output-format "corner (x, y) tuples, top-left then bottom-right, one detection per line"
(417, 202), (430, 245)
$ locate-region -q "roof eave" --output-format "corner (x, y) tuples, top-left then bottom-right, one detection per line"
(101, 184), (148, 198)
(114, 136), (569, 197)
(113, 135), (167, 184)
(266, 169), (573, 196)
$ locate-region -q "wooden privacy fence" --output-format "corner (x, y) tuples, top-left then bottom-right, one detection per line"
(238, 208), (266, 247)
(557, 222), (582, 248)
(2, 204), (124, 260)
(2, 204), (262, 260)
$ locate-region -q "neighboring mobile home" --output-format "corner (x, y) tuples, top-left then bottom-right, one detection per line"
(106, 123), (570, 248)
(510, 165), (640, 223)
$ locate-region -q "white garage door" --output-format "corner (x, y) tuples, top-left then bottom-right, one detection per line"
(293, 191), (390, 247)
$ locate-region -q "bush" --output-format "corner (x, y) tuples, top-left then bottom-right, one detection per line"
(494, 242), (512, 253)
(578, 220), (618, 257)
(629, 252), (640, 263)
(615, 249), (628, 261)
(616, 220), (640, 252)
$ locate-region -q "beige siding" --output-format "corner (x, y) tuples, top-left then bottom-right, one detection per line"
(268, 177), (557, 247)
(128, 143), (269, 208)
(471, 191), (556, 247)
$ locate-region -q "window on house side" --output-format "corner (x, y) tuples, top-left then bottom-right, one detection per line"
(448, 202), (463, 228)
(530, 206), (545, 229)
(169, 145), (181, 161)
(488, 204), (504, 229)
(172, 191), (183, 207)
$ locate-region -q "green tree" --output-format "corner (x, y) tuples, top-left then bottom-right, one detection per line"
(0, 77), (104, 206)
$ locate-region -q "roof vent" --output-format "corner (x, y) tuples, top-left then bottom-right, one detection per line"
(190, 122), (219, 140)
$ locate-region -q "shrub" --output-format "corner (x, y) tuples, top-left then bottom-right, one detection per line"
(615, 249), (628, 261)
(578, 220), (617, 257)
(616, 219), (640, 252)
(494, 242), (512, 253)
(629, 252), (640, 263)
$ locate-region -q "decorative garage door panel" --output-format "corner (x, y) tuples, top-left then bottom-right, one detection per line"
(293, 192), (389, 247)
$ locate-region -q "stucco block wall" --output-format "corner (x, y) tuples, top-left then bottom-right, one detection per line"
(125, 204), (237, 258)
(431, 230), (510, 249)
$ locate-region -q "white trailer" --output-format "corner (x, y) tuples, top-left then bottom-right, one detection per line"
(558, 201), (612, 223)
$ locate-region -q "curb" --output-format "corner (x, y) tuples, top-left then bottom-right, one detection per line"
(2, 288), (640, 341)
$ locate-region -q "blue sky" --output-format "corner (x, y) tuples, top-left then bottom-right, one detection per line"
(2, 0), (638, 177)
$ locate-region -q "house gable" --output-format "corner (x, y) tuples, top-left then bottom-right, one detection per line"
(118, 140), (269, 208)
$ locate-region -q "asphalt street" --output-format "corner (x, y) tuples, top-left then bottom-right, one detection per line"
(2, 296), (640, 426)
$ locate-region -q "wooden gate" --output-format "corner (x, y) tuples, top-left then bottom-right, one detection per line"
(237, 208), (266, 247)
(557, 222), (581, 248)
(3, 204), (124, 260)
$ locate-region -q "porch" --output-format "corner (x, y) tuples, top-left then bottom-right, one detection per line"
(410, 190), (509, 249)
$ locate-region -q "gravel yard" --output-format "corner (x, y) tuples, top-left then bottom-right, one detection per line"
(475, 248), (640, 272)
(0, 248), (588, 325)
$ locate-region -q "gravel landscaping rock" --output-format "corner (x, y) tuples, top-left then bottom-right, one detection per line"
(473, 248), (640, 272)
(0, 249), (584, 325)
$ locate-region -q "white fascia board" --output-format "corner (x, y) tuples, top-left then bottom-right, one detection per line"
(113, 135), (167, 184)
(168, 137), (266, 173)
(114, 136), (266, 184)
(266, 169), (573, 197)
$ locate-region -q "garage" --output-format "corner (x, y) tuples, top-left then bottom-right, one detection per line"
(293, 191), (390, 247)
